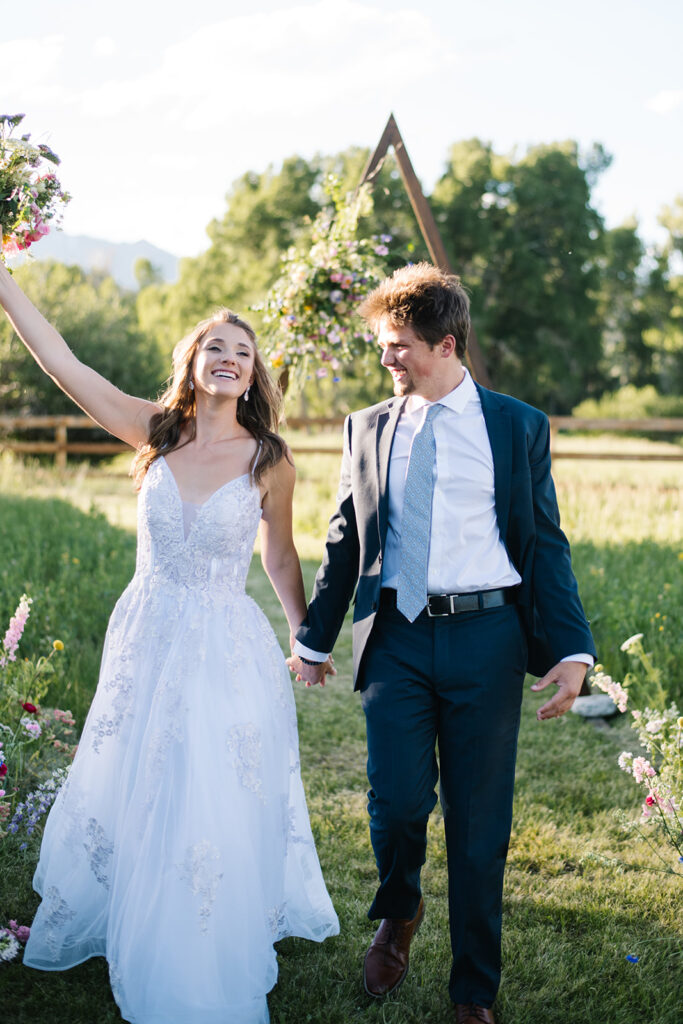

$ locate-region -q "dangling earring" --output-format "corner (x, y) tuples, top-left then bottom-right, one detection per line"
(189, 379), (194, 391)
(243, 385), (250, 403)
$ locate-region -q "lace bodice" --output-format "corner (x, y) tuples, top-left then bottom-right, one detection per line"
(134, 456), (262, 598)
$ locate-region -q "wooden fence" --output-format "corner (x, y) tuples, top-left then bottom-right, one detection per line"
(0, 414), (682, 468)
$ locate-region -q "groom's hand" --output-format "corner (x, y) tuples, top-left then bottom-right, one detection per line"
(531, 660), (587, 720)
(286, 654), (336, 688)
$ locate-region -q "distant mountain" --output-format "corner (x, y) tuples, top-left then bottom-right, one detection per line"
(21, 232), (180, 291)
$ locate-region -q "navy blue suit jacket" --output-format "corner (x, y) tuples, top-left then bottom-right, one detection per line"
(296, 384), (596, 688)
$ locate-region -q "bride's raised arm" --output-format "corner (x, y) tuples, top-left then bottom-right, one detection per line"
(0, 260), (159, 448)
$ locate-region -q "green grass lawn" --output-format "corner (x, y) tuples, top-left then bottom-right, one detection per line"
(0, 442), (681, 1023)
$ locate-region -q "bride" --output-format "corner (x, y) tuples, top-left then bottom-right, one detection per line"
(0, 260), (339, 1023)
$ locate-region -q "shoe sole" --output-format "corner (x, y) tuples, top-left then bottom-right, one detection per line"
(362, 903), (425, 999)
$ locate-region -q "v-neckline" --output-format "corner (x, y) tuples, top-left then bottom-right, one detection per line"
(160, 455), (250, 510)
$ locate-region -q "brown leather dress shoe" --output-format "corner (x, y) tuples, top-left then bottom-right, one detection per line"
(362, 897), (425, 998)
(454, 1004), (496, 1024)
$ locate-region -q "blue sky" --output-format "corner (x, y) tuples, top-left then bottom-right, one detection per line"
(2, 0), (681, 256)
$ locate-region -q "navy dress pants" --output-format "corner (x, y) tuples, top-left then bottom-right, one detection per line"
(359, 597), (527, 1008)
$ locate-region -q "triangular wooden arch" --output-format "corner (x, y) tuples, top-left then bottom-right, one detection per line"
(359, 114), (491, 387)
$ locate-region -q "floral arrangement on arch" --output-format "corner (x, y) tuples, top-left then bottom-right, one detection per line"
(256, 177), (392, 387)
(0, 113), (70, 263)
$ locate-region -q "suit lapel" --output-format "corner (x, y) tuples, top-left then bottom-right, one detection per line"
(477, 385), (512, 541)
(376, 398), (405, 542)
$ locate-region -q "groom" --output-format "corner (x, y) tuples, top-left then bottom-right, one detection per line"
(289, 263), (595, 1023)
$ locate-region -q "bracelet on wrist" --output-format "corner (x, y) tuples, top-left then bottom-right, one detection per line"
(298, 656), (323, 666)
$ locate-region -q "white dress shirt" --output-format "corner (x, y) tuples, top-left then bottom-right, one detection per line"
(295, 369), (592, 667)
(381, 370), (521, 593)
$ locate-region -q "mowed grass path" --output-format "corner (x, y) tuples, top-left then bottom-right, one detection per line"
(0, 440), (681, 1023)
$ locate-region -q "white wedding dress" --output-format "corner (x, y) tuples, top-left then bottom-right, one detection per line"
(24, 455), (339, 1023)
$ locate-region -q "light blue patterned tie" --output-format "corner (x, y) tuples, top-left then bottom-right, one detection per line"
(396, 403), (443, 622)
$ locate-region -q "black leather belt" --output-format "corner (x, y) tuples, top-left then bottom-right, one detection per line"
(380, 587), (517, 617)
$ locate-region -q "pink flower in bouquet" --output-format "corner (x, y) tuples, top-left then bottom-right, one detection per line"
(27, 218), (50, 244)
(1, 236), (21, 256)
(7, 921), (30, 943)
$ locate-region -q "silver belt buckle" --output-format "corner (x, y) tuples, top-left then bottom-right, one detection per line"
(426, 593), (455, 617)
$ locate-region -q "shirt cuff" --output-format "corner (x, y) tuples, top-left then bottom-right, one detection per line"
(560, 653), (594, 666)
(292, 639), (329, 662)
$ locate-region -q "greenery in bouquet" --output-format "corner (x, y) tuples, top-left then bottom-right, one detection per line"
(0, 113), (70, 263)
(0, 594), (76, 848)
(256, 177), (393, 388)
(592, 633), (683, 875)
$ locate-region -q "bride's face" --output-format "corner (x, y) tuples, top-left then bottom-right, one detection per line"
(192, 322), (255, 399)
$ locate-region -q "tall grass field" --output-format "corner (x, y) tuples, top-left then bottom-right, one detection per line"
(0, 437), (681, 1024)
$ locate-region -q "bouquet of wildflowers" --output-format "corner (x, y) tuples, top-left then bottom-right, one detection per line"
(0, 594), (75, 843)
(0, 113), (70, 263)
(257, 177), (392, 388)
(0, 919), (30, 964)
(593, 633), (683, 876)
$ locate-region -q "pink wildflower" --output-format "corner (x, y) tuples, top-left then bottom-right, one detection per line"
(1, 595), (32, 668)
(631, 756), (656, 784)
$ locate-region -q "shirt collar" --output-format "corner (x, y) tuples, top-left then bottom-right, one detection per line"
(404, 367), (476, 417)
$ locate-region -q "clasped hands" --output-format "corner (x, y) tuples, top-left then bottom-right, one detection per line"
(286, 635), (336, 688)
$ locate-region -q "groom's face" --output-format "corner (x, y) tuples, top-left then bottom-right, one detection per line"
(377, 320), (448, 400)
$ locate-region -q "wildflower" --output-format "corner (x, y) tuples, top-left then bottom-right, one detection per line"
(21, 702), (38, 714)
(645, 719), (665, 735)
(620, 633), (643, 652)
(625, 955), (639, 963)
(0, 930), (20, 962)
(7, 921), (30, 943)
(591, 670), (628, 712)
(678, 718), (683, 729)
(21, 717), (41, 739)
(0, 764), (7, 778)
(617, 752), (632, 772)
(52, 640), (64, 651)
(645, 794), (656, 807)
(631, 756), (656, 784)
(0, 594), (32, 668)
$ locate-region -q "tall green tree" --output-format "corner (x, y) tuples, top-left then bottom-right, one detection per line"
(639, 198), (683, 394)
(432, 140), (610, 411)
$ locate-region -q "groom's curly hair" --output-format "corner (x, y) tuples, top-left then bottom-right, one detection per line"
(358, 262), (470, 358)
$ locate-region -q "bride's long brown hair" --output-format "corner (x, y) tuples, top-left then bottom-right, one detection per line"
(131, 309), (288, 489)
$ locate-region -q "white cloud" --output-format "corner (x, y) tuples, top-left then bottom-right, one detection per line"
(93, 36), (119, 58)
(646, 90), (683, 115)
(0, 35), (65, 91)
(77, 1), (454, 127)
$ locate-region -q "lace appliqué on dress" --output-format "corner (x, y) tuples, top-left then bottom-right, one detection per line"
(228, 724), (265, 801)
(42, 886), (77, 961)
(177, 840), (224, 935)
(83, 817), (114, 889)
